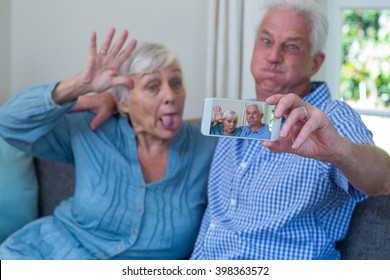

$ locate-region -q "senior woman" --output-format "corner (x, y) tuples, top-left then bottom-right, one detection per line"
(210, 107), (242, 136)
(0, 28), (216, 259)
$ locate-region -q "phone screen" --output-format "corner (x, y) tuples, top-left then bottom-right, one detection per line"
(201, 98), (281, 141)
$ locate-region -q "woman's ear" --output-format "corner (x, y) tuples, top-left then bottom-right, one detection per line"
(116, 100), (129, 113)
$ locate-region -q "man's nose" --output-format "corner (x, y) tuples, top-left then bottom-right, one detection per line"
(267, 45), (283, 63)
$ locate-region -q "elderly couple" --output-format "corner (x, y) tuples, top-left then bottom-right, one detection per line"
(210, 103), (272, 139)
(0, 0), (389, 260)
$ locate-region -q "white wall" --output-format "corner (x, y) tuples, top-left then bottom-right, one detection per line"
(0, 0), (11, 106)
(6, 0), (208, 119)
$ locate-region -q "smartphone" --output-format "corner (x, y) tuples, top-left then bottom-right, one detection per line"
(201, 98), (281, 141)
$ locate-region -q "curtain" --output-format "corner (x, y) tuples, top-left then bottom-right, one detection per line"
(206, 0), (266, 100)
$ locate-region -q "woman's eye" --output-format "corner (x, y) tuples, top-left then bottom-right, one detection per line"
(148, 84), (158, 91)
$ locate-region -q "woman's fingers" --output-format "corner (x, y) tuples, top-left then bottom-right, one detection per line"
(118, 39), (137, 63)
(89, 32), (97, 56)
(98, 27), (116, 56)
(108, 29), (128, 56)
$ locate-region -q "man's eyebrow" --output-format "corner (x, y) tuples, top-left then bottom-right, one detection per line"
(259, 29), (273, 38)
(286, 36), (305, 43)
(170, 69), (182, 76)
(259, 29), (305, 43)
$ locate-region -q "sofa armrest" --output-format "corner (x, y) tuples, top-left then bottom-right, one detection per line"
(339, 195), (390, 259)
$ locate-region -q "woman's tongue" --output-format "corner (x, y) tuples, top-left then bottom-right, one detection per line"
(160, 114), (181, 131)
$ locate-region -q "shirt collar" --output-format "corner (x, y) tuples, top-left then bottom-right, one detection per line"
(303, 82), (332, 107)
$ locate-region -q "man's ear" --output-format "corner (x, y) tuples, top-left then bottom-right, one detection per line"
(311, 51), (325, 76)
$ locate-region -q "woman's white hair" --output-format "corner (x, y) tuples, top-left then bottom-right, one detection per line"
(223, 110), (239, 120)
(111, 42), (179, 104)
(258, 0), (328, 55)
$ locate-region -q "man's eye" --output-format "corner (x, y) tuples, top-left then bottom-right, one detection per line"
(262, 38), (271, 45)
(171, 81), (182, 89)
(287, 44), (299, 50)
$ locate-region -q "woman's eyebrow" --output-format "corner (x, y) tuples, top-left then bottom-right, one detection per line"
(141, 71), (160, 78)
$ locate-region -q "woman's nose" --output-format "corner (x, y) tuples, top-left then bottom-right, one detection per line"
(163, 85), (176, 104)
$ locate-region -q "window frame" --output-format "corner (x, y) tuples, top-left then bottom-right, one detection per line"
(323, 0), (390, 117)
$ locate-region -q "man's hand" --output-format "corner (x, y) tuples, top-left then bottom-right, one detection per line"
(263, 93), (390, 196)
(71, 92), (117, 130)
(262, 93), (346, 163)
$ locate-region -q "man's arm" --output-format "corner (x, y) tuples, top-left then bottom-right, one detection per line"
(263, 93), (390, 196)
(71, 92), (117, 130)
(332, 140), (390, 196)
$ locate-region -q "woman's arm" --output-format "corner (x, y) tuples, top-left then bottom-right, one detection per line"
(0, 83), (75, 161)
(0, 28), (137, 161)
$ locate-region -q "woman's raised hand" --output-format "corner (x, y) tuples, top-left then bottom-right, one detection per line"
(52, 28), (137, 104)
(212, 106), (224, 123)
(80, 27), (137, 93)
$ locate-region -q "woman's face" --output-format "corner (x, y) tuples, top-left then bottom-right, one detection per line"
(223, 117), (238, 134)
(119, 61), (185, 140)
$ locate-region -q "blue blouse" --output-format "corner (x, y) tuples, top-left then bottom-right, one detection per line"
(210, 124), (242, 136)
(0, 83), (217, 260)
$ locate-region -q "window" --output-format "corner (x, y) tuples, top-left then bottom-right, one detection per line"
(324, 0), (390, 154)
(341, 9), (390, 112)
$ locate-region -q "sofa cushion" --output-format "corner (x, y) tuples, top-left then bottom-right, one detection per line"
(339, 195), (390, 259)
(0, 138), (38, 242)
(34, 158), (75, 216)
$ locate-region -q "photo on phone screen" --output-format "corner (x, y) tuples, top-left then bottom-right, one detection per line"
(201, 98), (281, 141)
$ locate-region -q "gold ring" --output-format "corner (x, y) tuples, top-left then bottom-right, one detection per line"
(301, 105), (308, 121)
(100, 49), (107, 56)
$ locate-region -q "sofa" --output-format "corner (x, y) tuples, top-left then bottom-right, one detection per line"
(32, 157), (390, 260)
(1, 132), (389, 259)
(34, 158), (75, 217)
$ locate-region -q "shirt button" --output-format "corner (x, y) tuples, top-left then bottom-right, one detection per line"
(210, 223), (216, 230)
(117, 245), (124, 251)
(140, 184), (145, 190)
(240, 162), (248, 169)
(137, 208), (144, 213)
(132, 230), (138, 236)
(230, 199), (236, 206)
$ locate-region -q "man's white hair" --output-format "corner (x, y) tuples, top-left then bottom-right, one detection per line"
(246, 103), (263, 113)
(257, 0), (328, 55)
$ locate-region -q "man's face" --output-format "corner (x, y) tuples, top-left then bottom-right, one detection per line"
(250, 9), (324, 101)
(245, 105), (263, 126)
